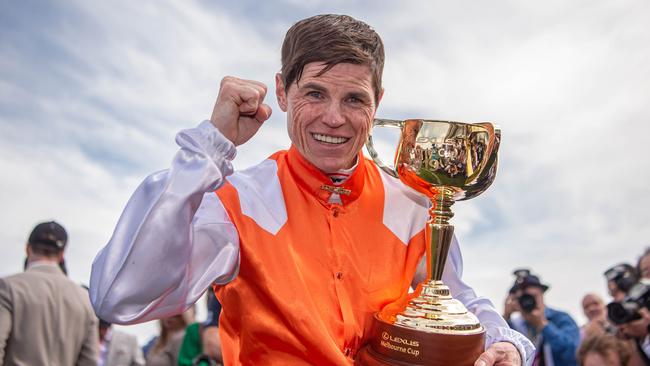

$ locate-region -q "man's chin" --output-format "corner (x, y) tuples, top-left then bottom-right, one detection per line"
(310, 157), (349, 173)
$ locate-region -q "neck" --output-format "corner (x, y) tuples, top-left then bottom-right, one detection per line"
(26, 256), (60, 267)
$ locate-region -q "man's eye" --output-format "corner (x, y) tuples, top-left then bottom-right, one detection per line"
(307, 91), (322, 98)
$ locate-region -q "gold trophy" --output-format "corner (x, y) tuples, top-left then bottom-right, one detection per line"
(357, 119), (501, 366)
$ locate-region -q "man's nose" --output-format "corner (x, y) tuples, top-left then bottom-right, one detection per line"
(321, 102), (345, 127)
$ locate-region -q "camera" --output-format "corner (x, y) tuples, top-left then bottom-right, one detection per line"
(607, 280), (650, 325)
(518, 293), (537, 313)
(510, 268), (545, 313)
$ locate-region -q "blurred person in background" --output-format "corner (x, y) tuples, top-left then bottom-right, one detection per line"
(98, 319), (144, 366)
(178, 294), (223, 366)
(606, 258), (650, 365)
(636, 248), (650, 280)
(604, 264), (638, 302)
(614, 308), (650, 365)
(580, 293), (616, 341)
(504, 269), (580, 366)
(143, 307), (195, 366)
(0, 221), (98, 365)
(577, 334), (631, 366)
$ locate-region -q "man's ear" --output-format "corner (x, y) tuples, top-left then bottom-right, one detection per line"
(275, 73), (288, 112)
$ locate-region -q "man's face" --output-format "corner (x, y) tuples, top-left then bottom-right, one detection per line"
(618, 315), (650, 339)
(516, 286), (545, 309)
(582, 294), (605, 321)
(608, 280), (626, 302)
(583, 351), (621, 366)
(276, 62), (382, 173)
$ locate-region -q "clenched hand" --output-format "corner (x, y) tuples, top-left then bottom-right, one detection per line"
(210, 76), (273, 146)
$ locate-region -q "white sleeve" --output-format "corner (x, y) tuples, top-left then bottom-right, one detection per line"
(89, 120), (240, 325)
(442, 236), (536, 365)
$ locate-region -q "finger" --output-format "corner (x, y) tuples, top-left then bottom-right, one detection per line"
(239, 78), (268, 98)
(235, 115), (265, 145)
(474, 349), (496, 366)
(218, 77), (267, 111)
(254, 103), (272, 123)
(236, 86), (263, 115)
(228, 77), (267, 104)
(215, 77), (252, 118)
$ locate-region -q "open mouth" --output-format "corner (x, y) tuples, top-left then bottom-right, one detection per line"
(311, 133), (350, 145)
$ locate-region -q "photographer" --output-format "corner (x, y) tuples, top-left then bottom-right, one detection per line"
(580, 293), (617, 341)
(604, 263), (638, 302)
(637, 248), (650, 280)
(606, 279), (650, 364)
(504, 269), (580, 366)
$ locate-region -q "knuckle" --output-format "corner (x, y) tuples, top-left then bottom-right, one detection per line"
(245, 80), (267, 96)
(220, 76), (237, 85)
(245, 87), (261, 102)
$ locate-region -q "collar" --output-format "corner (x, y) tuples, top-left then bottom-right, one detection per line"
(26, 260), (62, 273)
(286, 145), (366, 205)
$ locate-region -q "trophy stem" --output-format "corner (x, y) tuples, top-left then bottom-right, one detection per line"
(426, 187), (455, 282)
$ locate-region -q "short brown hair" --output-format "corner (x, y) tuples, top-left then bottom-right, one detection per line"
(577, 334), (630, 365)
(280, 14), (385, 103)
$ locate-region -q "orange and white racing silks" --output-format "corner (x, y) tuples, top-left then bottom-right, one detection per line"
(89, 121), (534, 366)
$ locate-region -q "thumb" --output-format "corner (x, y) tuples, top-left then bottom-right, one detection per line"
(475, 349), (496, 366)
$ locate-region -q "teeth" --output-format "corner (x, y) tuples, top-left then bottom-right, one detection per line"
(312, 133), (349, 144)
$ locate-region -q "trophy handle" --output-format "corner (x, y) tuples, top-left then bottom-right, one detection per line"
(366, 118), (404, 179)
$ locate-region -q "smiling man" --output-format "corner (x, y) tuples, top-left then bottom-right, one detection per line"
(90, 14), (533, 365)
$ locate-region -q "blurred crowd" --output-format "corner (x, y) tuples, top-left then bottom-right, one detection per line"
(503, 249), (650, 366)
(0, 221), (223, 366)
(2, 220), (649, 366)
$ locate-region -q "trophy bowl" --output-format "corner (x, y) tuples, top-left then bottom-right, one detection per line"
(357, 119), (501, 366)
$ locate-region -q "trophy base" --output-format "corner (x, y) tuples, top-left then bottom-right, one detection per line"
(355, 313), (485, 366)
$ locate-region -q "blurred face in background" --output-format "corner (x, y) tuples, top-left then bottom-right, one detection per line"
(582, 293), (606, 321)
(161, 307), (195, 333)
(517, 286), (545, 309)
(583, 350), (621, 366)
(617, 314), (650, 339)
(639, 254), (650, 280)
(607, 281), (626, 302)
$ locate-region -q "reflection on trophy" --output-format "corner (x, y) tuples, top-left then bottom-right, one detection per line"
(357, 119), (501, 366)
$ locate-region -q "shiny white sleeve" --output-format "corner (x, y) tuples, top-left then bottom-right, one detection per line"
(441, 237), (535, 365)
(412, 236), (535, 364)
(89, 120), (240, 325)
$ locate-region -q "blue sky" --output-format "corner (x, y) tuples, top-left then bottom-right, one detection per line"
(2, 0), (650, 343)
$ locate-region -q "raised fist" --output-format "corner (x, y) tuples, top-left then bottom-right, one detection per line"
(210, 76), (272, 146)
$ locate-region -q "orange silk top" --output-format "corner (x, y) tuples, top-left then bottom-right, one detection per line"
(213, 146), (427, 365)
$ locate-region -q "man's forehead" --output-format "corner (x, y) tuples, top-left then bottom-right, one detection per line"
(298, 62), (373, 84)
(300, 62), (329, 77)
(521, 286), (542, 294)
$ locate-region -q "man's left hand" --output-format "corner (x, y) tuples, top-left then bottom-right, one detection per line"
(474, 342), (522, 366)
